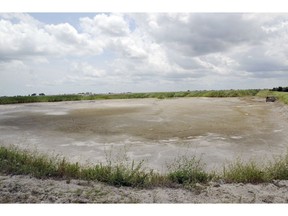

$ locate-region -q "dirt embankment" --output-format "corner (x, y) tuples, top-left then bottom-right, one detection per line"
(1, 174), (288, 203)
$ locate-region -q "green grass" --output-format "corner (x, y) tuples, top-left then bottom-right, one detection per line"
(0, 146), (158, 188)
(222, 152), (288, 183)
(0, 89), (261, 104)
(4, 89), (288, 105)
(167, 155), (212, 185)
(223, 159), (267, 183)
(0, 145), (214, 188)
(266, 152), (288, 180)
(256, 90), (288, 105)
(3, 145), (288, 188)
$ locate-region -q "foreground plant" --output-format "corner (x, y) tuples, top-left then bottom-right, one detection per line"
(167, 155), (212, 185)
(80, 160), (155, 187)
(0, 146), (158, 188)
(222, 159), (267, 183)
(2, 145), (288, 188)
(266, 152), (288, 180)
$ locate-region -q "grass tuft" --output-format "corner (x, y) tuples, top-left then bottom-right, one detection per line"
(167, 155), (212, 185)
(223, 159), (267, 183)
(266, 153), (288, 180)
(82, 160), (154, 187)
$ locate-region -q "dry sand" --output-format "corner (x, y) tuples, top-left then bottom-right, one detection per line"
(1, 174), (288, 203)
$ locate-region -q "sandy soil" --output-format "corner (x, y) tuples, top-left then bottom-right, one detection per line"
(1, 174), (288, 203)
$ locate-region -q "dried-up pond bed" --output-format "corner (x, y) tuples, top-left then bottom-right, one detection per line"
(1, 97), (288, 172)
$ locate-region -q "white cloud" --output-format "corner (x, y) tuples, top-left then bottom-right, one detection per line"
(80, 13), (130, 36)
(1, 12), (288, 95)
(0, 59), (29, 72)
(0, 13), (106, 61)
(71, 62), (106, 78)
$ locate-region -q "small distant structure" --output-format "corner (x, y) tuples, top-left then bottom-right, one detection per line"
(266, 96), (276, 102)
(78, 92), (92, 96)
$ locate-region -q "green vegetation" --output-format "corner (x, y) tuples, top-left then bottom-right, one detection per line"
(167, 155), (212, 184)
(266, 153), (288, 180)
(2, 89), (288, 105)
(0, 146), (156, 188)
(0, 95), (84, 104)
(2, 145), (288, 188)
(223, 159), (267, 183)
(0, 89), (261, 104)
(271, 86), (288, 92)
(256, 90), (288, 105)
(223, 152), (288, 183)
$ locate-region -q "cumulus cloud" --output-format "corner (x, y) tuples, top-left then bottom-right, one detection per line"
(71, 62), (106, 78)
(1, 12), (288, 95)
(0, 13), (105, 61)
(132, 13), (288, 82)
(133, 13), (265, 56)
(80, 13), (130, 36)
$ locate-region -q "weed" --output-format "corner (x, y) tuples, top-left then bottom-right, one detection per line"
(266, 152), (288, 180)
(223, 159), (267, 183)
(3, 145), (288, 188)
(0, 145), (157, 187)
(167, 155), (212, 185)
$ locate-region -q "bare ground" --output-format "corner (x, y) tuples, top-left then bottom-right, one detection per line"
(1, 97), (288, 172)
(1, 98), (288, 203)
(1, 174), (288, 203)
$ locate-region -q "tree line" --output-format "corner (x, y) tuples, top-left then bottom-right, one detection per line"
(270, 86), (288, 92)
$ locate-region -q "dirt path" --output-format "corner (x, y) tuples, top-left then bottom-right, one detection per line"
(1, 174), (288, 203)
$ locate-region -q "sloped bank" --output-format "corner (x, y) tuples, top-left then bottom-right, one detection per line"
(2, 145), (288, 203)
(1, 174), (288, 203)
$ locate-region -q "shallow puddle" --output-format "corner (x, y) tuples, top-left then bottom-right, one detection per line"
(1, 97), (288, 172)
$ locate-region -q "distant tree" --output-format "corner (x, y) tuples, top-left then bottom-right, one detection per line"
(270, 86), (288, 92)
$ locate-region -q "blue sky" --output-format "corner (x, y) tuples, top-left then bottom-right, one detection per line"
(1, 12), (288, 96)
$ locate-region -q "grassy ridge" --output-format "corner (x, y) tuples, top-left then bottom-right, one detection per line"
(1, 145), (288, 188)
(0, 146), (212, 187)
(256, 90), (288, 105)
(0, 89), (261, 104)
(0, 146), (158, 188)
